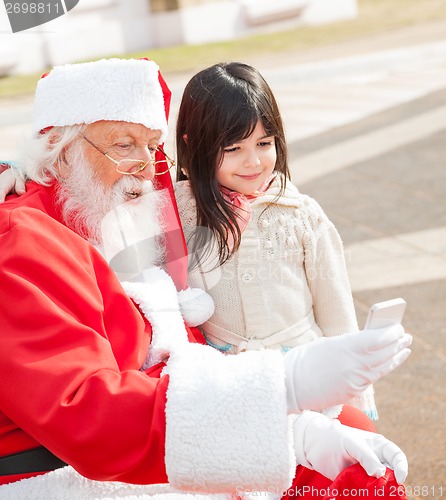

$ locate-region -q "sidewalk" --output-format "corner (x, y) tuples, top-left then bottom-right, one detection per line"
(159, 18), (446, 153)
(246, 17), (446, 69)
(303, 90), (446, 499)
(247, 20), (446, 498)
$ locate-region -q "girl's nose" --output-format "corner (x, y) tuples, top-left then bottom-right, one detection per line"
(243, 149), (261, 168)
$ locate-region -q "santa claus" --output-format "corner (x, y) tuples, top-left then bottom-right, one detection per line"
(0, 58), (412, 499)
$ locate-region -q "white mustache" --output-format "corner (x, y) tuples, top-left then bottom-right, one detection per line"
(116, 177), (153, 199)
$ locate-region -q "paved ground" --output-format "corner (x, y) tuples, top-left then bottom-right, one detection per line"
(295, 90), (446, 500)
(252, 22), (446, 499)
(165, 26), (446, 496)
(1, 18), (445, 499)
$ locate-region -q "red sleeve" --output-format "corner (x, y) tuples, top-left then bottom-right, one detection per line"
(0, 206), (170, 485)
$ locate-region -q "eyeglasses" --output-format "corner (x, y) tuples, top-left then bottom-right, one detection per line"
(80, 135), (176, 176)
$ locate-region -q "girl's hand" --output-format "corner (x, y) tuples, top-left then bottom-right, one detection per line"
(0, 166), (26, 201)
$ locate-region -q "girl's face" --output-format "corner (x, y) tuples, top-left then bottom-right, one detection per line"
(216, 120), (277, 195)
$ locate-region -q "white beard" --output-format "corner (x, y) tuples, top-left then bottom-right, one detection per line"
(56, 151), (166, 278)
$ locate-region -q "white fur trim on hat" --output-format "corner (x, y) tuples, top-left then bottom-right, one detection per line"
(32, 58), (168, 142)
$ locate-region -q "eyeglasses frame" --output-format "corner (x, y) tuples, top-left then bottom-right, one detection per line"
(80, 134), (175, 176)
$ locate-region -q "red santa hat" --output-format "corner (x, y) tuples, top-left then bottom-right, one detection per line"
(32, 58), (168, 143)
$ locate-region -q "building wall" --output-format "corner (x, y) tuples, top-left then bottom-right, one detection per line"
(0, 0), (154, 75)
(0, 0), (357, 76)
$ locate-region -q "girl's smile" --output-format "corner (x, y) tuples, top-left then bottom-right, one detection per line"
(236, 172), (262, 181)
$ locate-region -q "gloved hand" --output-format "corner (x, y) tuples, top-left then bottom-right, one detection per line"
(293, 411), (408, 484)
(284, 325), (412, 413)
(0, 166), (26, 202)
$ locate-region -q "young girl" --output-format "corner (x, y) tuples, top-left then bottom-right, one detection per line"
(174, 61), (377, 420)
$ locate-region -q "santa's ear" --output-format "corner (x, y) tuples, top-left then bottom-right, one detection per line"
(47, 129), (75, 177)
(46, 129), (62, 148)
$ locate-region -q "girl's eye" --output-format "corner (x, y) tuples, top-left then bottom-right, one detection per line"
(224, 146), (238, 153)
(259, 140), (274, 147)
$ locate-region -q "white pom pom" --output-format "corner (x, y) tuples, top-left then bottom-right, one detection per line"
(178, 287), (215, 326)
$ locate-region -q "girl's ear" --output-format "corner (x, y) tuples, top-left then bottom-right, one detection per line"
(183, 134), (188, 144)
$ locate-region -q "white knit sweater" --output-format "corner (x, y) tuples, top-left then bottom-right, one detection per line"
(174, 177), (377, 419)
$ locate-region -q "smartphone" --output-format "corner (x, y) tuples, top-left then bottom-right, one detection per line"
(364, 298), (407, 329)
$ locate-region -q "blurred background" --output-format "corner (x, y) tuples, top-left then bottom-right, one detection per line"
(1, 0), (358, 76)
(1, 0), (445, 497)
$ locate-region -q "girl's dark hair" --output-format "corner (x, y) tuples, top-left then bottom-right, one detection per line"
(176, 61), (290, 265)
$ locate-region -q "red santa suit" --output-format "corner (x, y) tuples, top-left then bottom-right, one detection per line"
(0, 179), (294, 494)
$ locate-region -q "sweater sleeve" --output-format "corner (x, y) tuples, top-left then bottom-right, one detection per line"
(301, 196), (358, 337)
(301, 197), (378, 420)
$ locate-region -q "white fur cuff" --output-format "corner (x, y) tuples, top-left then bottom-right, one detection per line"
(164, 344), (295, 493)
(0, 466), (230, 500)
(121, 267), (190, 368)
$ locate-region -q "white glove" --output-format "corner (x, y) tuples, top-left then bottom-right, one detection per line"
(0, 167), (26, 202)
(294, 411), (408, 484)
(284, 325), (412, 413)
